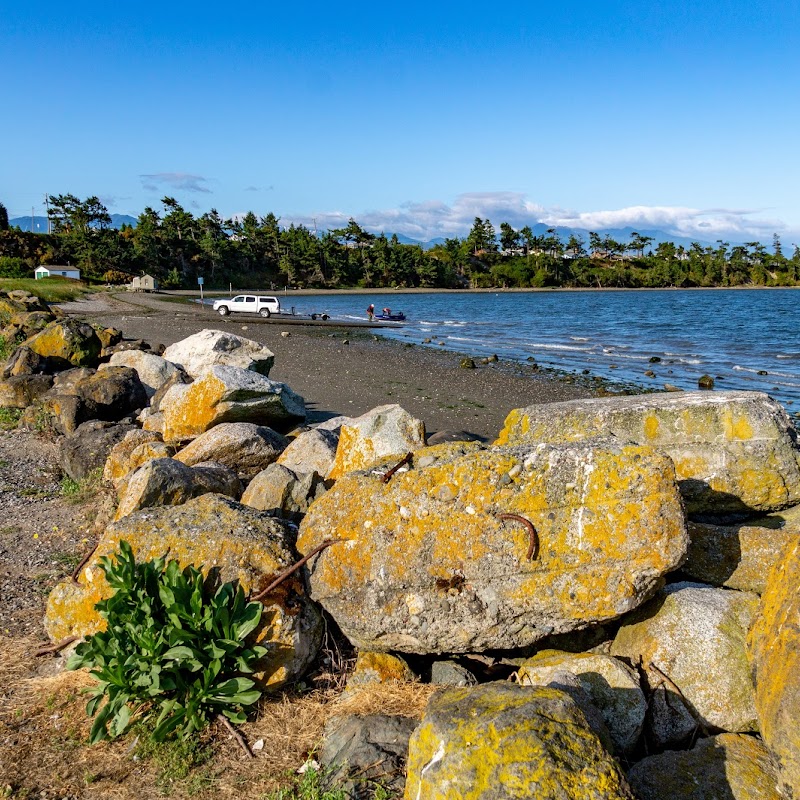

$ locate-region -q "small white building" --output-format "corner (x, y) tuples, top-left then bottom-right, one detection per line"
(34, 266), (81, 280)
(129, 274), (158, 293)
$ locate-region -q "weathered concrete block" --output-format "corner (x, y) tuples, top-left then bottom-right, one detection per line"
(497, 391), (800, 517)
(298, 438), (688, 654)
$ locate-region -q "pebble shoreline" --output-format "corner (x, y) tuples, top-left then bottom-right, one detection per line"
(56, 292), (600, 441)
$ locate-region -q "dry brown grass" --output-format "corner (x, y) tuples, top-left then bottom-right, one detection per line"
(0, 631), (434, 800)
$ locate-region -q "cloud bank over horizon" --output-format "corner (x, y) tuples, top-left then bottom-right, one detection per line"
(277, 192), (795, 244)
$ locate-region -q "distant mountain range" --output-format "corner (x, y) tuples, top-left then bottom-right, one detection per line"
(386, 224), (728, 251)
(9, 214), (137, 232)
(9, 215), (742, 250)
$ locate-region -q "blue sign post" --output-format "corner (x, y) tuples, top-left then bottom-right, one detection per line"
(198, 276), (204, 304)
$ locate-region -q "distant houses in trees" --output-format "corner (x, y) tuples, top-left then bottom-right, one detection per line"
(34, 266), (81, 280)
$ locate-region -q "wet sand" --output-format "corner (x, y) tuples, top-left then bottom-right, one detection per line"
(57, 292), (600, 441)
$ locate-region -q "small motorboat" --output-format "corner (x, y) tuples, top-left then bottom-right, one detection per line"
(374, 307), (406, 321)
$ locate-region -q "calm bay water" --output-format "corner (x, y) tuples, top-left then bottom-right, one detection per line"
(270, 288), (800, 412)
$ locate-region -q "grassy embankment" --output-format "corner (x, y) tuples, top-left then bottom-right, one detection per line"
(0, 276), (93, 304)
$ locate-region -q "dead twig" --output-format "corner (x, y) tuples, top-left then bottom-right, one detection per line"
(497, 513), (539, 560)
(382, 452), (413, 483)
(71, 542), (100, 584)
(648, 661), (710, 736)
(249, 539), (344, 603)
(217, 713), (254, 759)
(34, 635), (79, 657)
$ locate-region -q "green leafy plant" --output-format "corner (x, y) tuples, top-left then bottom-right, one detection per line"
(68, 540), (267, 743)
(0, 406), (23, 430)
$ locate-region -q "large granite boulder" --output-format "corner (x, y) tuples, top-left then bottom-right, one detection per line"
(159, 365), (305, 442)
(114, 457), (241, 520)
(611, 582), (760, 748)
(103, 350), (183, 397)
(241, 463), (328, 520)
(329, 404), (426, 479)
(174, 422), (288, 480)
(276, 427), (339, 479)
(20, 366), (148, 435)
(403, 683), (635, 800)
(25, 319), (102, 369)
(59, 420), (138, 481)
(627, 733), (784, 800)
(517, 650), (646, 756)
(298, 438), (687, 654)
(162, 329), (275, 378)
(319, 714), (417, 800)
(44, 494), (323, 689)
(497, 391), (800, 517)
(683, 504), (800, 593)
(748, 539), (800, 796)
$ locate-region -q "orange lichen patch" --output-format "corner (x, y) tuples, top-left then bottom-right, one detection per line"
(328, 424), (379, 479)
(722, 408), (755, 441)
(162, 373), (226, 441)
(348, 651), (416, 686)
(749, 539), (800, 794)
(300, 439), (687, 653)
(643, 413), (660, 440)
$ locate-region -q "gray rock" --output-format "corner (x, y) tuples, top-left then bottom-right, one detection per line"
(276, 427), (339, 479)
(175, 422), (288, 479)
(163, 329), (275, 378)
(114, 457), (241, 520)
(627, 733), (784, 800)
(241, 463), (328, 520)
(517, 651), (646, 755)
(430, 660), (478, 687)
(404, 683), (635, 799)
(318, 714), (418, 800)
(298, 437), (687, 654)
(104, 350), (183, 397)
(59, 420), (138, 481)
(683, 505), (800, 593)
(160, 365), (305, 442)
(611, 582), (760, 749)
(0, 373), (53, 408)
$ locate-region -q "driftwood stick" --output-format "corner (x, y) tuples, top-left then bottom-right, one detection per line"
(382, 452), (413, 483)
(249, 539), (345, 603)
(648, 661), (710, 736)
(498, 513), (539, 560)
(71, 543), (100, 584)
(217, 713), (254, 759)
(35, 635), (79, 657)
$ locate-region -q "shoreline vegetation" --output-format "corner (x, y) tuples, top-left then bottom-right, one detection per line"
(1, 195), (799, 292)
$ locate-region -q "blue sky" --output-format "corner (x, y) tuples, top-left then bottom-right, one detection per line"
(3, 0), (800, 242)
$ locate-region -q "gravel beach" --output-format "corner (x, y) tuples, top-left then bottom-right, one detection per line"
(56, 292), (599, 441)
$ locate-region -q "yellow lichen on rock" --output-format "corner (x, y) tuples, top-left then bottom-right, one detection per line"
(748, 539), (800, 796)
(403, 683), (635, 800)
(495, 391), (800, 515)
(298, 439), (687, 654)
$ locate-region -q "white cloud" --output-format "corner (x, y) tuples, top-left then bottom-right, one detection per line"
(279, 192), (794, 243)
(140, 173), (212, 194)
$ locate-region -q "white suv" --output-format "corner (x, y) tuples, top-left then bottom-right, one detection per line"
(212, 295), (281, 317)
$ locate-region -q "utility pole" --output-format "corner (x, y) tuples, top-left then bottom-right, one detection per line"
(31, 207), (35, 233)
(44, 194), (50, 233)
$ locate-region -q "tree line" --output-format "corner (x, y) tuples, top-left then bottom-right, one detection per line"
(0, 196), (798, 290)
